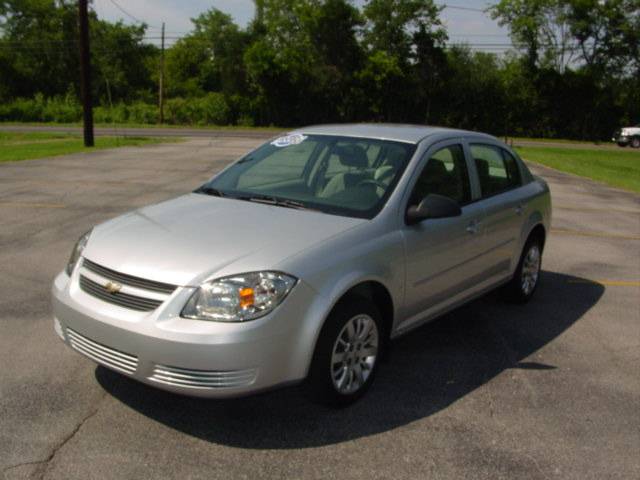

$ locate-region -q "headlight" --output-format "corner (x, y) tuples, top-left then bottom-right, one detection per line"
(66, 230), (91, 276)
(181, 271), (297, 322)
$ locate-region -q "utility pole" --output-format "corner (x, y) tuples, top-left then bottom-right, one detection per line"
(78, 0), (94, 147)
(158, 22), (165, 124)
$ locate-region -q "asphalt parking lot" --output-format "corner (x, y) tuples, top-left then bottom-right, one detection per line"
(1, 137), (638, 480)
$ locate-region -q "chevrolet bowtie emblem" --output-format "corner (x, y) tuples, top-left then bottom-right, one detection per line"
(105, 281), (123, 294)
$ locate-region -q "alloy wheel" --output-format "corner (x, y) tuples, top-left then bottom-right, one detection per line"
(521, 245), (541, 296)
(330, 314), (379, 395)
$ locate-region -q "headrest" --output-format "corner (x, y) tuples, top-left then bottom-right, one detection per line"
(424, 158), (448, 177)
(383, 149), (406, 169)
(475, 158), (489, 178)
(333, 145), (369, 168)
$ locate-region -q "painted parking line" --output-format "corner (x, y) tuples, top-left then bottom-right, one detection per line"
(568, 279), (640, 287)
(551, 228), (640, 241)
(0, 201), (65, 209)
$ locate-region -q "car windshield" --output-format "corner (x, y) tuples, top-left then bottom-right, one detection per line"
(198, 134), (416, 219)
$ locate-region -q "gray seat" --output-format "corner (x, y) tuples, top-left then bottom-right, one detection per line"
(410, 158), (453, 204)
(320, 145), (370, 198)
(374, 149), (406, 186)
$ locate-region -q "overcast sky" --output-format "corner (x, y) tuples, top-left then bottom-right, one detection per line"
(93, 0), (511, 51)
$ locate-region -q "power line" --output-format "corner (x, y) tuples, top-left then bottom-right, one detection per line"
(449, 33), (511, 37)
(438, 4), (487, 13)
(106, 0), (157, 28)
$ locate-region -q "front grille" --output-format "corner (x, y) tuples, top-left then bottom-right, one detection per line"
(83, 259), (176, 294)
(79, 275), (163, 312)
(149, 364), (257, 389)
(67, 328), (138, 375)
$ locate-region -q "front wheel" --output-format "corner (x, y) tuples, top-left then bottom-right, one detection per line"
(306, 298), (383, 407)
(503, 237), (542, 303)
(630, 137), (640, 149)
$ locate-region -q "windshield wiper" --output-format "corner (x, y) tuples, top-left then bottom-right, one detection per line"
(237, 194), (316, 211)
(195, 186), (226, 197)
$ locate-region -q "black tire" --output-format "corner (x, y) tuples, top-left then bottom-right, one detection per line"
(630, 137), (640, 149)
(306, 297), (384, 407)
(617, 142), (628, 148)
(503, 236), (543, 304)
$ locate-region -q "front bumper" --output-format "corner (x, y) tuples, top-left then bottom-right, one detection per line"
(51, 269), (321, 398)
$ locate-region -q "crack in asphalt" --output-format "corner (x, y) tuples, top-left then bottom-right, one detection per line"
(2, 393), (107, 480)
(2, 460), (48, 478)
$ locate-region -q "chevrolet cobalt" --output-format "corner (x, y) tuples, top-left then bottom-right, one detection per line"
(52, 124), (552, 405)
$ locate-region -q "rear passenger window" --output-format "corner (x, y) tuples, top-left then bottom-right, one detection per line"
(470, 144), (521, 197)
(410, 144), (471, 205)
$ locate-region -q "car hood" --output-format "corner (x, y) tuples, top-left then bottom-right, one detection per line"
(82, 194), (365, 286)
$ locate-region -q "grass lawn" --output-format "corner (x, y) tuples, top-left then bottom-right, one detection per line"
(516, 146), (640, 193)
(509, 136), (613, 146)
(0, 131), (178, 163)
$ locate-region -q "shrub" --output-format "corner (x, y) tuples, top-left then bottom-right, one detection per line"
(165, 93), (230, 125)
(0, 93), (234, 126)
(94, 103), (128, 124)
(0, 94), (81, 122)
(41, 95), (82, 123)
(127, 102), (158, 124)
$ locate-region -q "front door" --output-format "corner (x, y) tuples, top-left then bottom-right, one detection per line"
(400, 141), (489, 330)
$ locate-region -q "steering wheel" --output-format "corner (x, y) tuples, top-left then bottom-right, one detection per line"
(356, 179), (387, 191)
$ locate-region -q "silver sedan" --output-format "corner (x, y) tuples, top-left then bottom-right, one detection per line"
(52, 124), (552, 406)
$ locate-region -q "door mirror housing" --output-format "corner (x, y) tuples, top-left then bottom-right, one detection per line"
(406, 194), (462, 225)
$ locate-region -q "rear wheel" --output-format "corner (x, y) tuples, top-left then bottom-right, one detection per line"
(631, 137), (640, 149)
(503, 236), (543, 303)
(306, 298), (383, 407)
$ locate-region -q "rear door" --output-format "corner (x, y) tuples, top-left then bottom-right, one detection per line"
(400, 140), (488, 329)
(468, 143), (528, 276)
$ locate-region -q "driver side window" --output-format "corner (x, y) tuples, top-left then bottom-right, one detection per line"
(410, 144), (471, 206)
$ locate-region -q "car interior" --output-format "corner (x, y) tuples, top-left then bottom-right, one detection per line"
(218, 137), (415, 214)
(470, 144), (521, 197)
(409, 145), (471, 206)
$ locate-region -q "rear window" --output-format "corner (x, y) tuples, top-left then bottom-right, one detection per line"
(470, 144), (521, 197)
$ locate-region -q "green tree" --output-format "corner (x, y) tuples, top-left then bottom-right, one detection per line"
(0, 0), (156, 104)
(245, 0), (364, 124)
(360, 0), (446, 121)
(191, 9), (249, 95)
(355, 50), (404, 120)
(92, 21), (156, 103)
(412, 24), (448, 123)
(165, 8), (249, 98)
(565, 0), (639, 77)
(490, 0), (576, 72)
(0, 0), (80, 99)
(439, 46), (507, 134)
(165, 36), (213, 97)
(363, 0), (445, 59)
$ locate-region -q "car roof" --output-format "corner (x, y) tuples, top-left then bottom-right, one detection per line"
(291, 123), (497, 144)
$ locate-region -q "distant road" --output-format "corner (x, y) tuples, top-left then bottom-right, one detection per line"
(0, 124), (277, 139)
(0, 124), (629, 150)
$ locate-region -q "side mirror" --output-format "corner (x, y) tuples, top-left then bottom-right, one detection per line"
(406, 194), (462, 225)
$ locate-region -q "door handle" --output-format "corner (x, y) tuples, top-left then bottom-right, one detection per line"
(466, 220), (480, 234)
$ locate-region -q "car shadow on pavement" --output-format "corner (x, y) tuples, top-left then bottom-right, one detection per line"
(96, 270), (603, 449)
